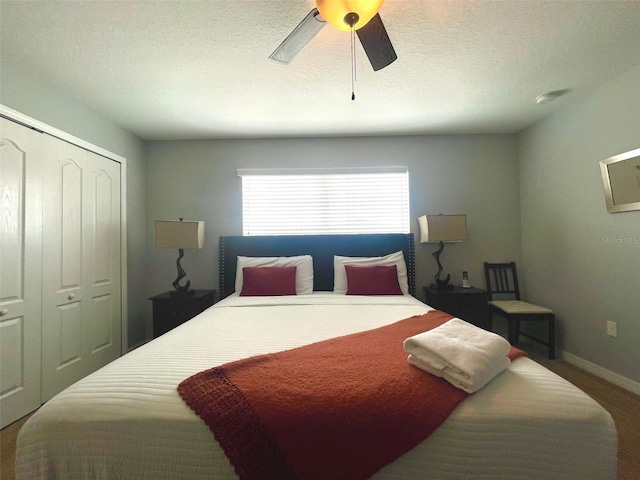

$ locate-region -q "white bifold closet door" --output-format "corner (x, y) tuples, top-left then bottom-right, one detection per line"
(0, 118), (44, 427)
(41, 134), (122, 402)
(1, 115), (123, 427)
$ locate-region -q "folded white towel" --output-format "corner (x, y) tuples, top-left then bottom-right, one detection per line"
(403, 318), (511, 392)
(408, 353), (510, 393)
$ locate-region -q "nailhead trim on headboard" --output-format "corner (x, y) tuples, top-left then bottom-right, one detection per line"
(407, 233), (415, 297)
(218, 235), (226, 297)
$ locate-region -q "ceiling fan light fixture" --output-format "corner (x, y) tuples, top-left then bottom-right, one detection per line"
(315, 0), (385, 31)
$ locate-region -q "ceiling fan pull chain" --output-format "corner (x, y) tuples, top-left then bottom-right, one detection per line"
(351, 24), (356, 101)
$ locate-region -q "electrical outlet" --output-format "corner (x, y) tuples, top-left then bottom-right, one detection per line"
(606, 321), (617, 337)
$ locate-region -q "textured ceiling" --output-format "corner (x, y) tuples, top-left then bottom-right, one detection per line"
(2, 0), (640, 140)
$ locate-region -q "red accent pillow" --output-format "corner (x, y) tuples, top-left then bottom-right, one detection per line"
(345, 265), (403, 295)
(240, 266), (297, 296)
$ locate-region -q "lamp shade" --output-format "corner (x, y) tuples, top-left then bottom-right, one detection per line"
(316, 0), (385, 31)
(155, 220), (204, 249)
(418, 214), (467, 243)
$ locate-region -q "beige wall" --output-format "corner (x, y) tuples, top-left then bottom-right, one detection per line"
(145, 134), (521, 314)
(6, 40), (637, 387)
(518, 64), (640, 384)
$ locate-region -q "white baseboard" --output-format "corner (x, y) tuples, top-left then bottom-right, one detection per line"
(561, 350), (640, 396)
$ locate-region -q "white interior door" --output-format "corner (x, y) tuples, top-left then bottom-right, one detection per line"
(41, 136), (121, 401)
(0, 118), (43, 428)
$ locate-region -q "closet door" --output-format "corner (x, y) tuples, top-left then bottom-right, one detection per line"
(0, 118), (43, 428)
(41, 136), (121, 401)
(85, 149), (122, 375)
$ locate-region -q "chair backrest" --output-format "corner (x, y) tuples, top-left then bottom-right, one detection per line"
(484, 262), (521, 301)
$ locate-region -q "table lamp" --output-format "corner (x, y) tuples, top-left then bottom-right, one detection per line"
(418, 214), (467, 290)
(155, 218), (205, 296)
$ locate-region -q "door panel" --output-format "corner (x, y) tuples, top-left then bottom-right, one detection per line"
(90, 294), (112, 353)
(85, 151), (121, 373)
(58, 302), (82, 367)
(41, 137), (121, 401)
(0, 140), (23, 301)
(42, 137), (88, 401)
(0, 118), (43, 428)
(94, 171), (113, 283)
(60, 161), (83, 289)
(0, 317), (24, 396)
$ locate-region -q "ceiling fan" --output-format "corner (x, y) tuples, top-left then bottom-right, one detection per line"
(269, 0), (397, 72)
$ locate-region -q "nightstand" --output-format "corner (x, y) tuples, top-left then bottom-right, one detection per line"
(423, 286), (489, 329)
(149, 290), (216, 338)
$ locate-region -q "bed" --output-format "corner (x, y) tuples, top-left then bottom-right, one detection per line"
(16, 234), (617, 480)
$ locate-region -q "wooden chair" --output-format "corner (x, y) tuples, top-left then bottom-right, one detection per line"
(483, 262), (555, 359)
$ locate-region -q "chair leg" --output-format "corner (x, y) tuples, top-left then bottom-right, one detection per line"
(548, 316), (555, 360)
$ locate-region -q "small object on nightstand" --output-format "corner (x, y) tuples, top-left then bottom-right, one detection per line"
(462, 271), (470, 288)
(149, 289), (216, 338)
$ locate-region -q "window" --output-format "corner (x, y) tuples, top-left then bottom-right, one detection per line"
(238, 167), (409, 235)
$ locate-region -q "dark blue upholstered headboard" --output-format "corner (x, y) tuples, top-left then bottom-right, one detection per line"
(218, 234), (415, 299)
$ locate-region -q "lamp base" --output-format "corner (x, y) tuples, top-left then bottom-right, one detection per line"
(170, 289), (195, 297)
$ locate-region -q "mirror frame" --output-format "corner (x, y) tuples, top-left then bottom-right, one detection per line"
(599, 147), (640, 213)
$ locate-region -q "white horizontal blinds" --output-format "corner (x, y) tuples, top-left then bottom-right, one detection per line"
(239, 168), (410, 236)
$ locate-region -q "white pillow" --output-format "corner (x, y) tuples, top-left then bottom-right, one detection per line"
(333, 251), (409, 295)
(235, 255), (314, 295)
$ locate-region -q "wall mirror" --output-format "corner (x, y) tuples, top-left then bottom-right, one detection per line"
(599, 147), (640, 213)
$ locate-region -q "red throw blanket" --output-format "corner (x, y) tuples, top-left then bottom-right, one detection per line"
(178, 310), (526, 480)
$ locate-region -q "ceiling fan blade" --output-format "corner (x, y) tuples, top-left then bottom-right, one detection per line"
(269, 8), (326, 64)
(356, 13), (397, 71)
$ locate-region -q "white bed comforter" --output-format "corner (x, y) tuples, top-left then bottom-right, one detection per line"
(16, 294), (617, 480)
